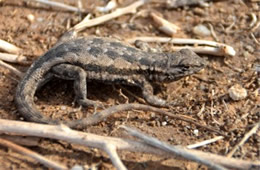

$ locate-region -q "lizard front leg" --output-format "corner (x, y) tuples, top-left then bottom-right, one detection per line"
(134, 77), (169, 107)
(51, 64), (103, 108)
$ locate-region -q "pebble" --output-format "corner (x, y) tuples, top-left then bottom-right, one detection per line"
(193, 24), (211, 36)
(27, 14), (35, 22)
(71, 165), (84, 170)
(193, 129), (199, 136)
(161, 121), (167, 126)
(228, 84), (247, 101)
(60, 106), (67, 110)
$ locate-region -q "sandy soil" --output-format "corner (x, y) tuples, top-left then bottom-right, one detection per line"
(0, 0), (259, 169)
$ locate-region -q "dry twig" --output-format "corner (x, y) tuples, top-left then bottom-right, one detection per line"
(26, 0), (87, 13)
(0, 39), (22, 54)
(187, 136), (224, 149)
(72, 0), (147, 32)
(227, 122), (260, 157)
(127, 37), (236, 57)
(67, 103), (226, 136)
(0, 119), (258, 170)
(0, 52), (27, 64)
(150, 12), (180, 36)
(0, 60), (24, 78)
(0, 134), (40, 146)
(0, 138), (68, 169)
(121, 125), (227, 170)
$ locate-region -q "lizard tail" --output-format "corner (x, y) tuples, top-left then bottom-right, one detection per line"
(15, 56), (63, 124)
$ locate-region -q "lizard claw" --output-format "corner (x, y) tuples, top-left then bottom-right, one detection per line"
(77, 99), (104, 109)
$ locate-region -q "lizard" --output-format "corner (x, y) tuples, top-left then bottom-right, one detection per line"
(15, 36), (207, 127)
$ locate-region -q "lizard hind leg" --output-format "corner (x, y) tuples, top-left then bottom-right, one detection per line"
(51, 64), (103, 109)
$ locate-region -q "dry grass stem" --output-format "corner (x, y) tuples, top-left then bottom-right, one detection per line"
(249, 13), (257, 28)
(0, 134), (40, 146)
(0, 60), (24, 78)
(187, 136), (224, 149)
(0, 138), (68, 170)
(251, 21), (260, 32)
(0, 119), (258, 170)
(0, 52), (27, 63)
(0, 39), (22, 54)
(150, 12), (180, 36)
(73, 0), (147, 32)
(27, 0), (87, 13)
(127, 36), (236, 57)
(121, 126), (227, 170)
(227, 122), (260, 157)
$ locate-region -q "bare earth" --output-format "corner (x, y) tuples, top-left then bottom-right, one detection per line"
(0, 0), (259, 169)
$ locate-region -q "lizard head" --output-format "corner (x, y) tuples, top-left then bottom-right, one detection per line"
(154, 49), (207, 82)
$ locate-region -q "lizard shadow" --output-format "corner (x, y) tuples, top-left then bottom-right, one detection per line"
(36, 77), (165, 109)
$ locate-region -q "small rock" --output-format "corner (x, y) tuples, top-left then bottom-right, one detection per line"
(228, 84), (247, 101)
(193, 24), (211, 37)
(193, 129), (199, 136)
(71, 165), (84, 170)
(162, 121), (167, 126)
(245, 45), (254, 53)
(60, 106), (67, 110)
(27, 14), (35, 22)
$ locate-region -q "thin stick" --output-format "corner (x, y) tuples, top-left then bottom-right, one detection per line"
(0, 39), (22, 54)
(0, 52), (27, 63)
(187, 136), (224, 149)
(227, 122), (260, 157)
(27, 0), (87, 13)
(0, 119), (258, 170)
(0, 134), (40, 146)
(104, 144), (127, 170)
(249, 13), (257, 28)
(67, 103), (226, 136)
(126, 36), (236, 57)
(0, 138), (68, 170)
(73, 0), (147, 32)
(150, 12), (180, 36)
(0, 60), (24, 78)
(121, 126), (227, 170)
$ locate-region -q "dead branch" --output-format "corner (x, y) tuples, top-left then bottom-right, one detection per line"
(72, 0), (148, 32)
(121, 125), (227, 170)
(0, 119), (258, 170)
(67, 103), (226, 136)
(26, 0), (87, 13)
(0, 39), (22, 54)
(0, 60), (24, 78)
(227, 122), (260, 157)
(0, 138), (68, 170)
(126, 36), (236, 57)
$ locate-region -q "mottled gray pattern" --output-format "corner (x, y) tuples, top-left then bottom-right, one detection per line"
(15, 36), (207, 126)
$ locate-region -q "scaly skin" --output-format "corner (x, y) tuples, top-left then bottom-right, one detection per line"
(15, 36), (207, 126)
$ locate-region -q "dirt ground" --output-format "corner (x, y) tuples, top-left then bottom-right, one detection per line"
(0, 0), (259, 169)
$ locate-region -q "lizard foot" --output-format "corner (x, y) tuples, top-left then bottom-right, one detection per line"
(77, 99), (104, 110)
